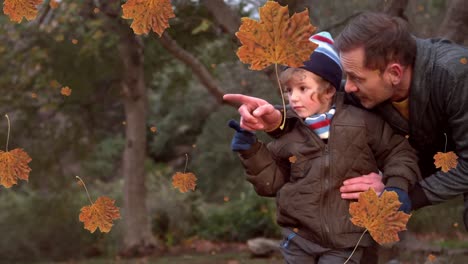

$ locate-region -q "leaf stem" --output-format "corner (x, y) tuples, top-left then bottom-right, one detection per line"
(344, 229), (368, 264)
(275, 64), (287, 130)
(444, 133), (447, 152)
(183, 153), (189, 173)
(76, 176), (94, 205)
(4, 114), (10, 151)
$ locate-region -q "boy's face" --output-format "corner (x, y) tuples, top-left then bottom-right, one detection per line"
(284, 70), (331, 118)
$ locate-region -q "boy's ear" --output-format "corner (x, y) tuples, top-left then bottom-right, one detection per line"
(325, 87), (336, 100)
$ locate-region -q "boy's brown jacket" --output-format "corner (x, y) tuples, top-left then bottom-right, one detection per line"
(238, 92), (421, 249)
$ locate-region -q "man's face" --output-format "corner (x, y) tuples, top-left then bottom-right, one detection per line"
(340, 47), (394, 109)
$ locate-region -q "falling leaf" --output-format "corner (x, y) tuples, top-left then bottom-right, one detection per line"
(50, 80), (60, 88)
(223, 196), (230, 202)
(79, 196), (120, 233)
(236, 1), (317, 70)
(293, 227), (299, 233)
(122, 121), (126, 125)
(460, 57), (467, 65)
(289, 156), (297, 163)
(121, 0), (175, 36)
(71, 39), (78, 44)
(0, 148), (32, 188)
(453, 222), (459, 228)
(31, 92), (38, 99)
(434, 151), (458, 172)
(61, 86), (72, 96)
(172, 172), (197, 193)
(150, 126), (157, 133)
(427, 254), (437, 262)
(49, 0), (59, 9)
(3, 0), (43, 23)
(93, 8), (100, 14)
(349, 188), (411, 245)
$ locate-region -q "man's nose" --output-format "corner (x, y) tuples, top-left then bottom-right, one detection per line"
(344, 79), (358, 93)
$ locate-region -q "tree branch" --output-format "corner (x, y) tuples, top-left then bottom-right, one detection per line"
(158, 32), (237, 107)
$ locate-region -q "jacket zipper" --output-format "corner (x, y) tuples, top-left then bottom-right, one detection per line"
(301, 121), (332, 247)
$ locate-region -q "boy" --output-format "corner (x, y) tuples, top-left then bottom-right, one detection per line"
(227, 32), (421, 263)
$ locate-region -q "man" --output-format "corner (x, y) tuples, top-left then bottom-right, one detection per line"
(224, 12), (468, 226)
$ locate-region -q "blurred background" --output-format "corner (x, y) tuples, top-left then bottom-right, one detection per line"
(0, 0), (467, 263)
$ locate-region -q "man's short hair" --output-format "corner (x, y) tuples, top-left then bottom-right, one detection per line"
(335, 12), (416, 72)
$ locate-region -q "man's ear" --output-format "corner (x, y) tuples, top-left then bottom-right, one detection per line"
(386, 63), (404, 85)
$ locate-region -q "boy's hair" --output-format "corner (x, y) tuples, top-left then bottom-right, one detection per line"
(335, 12), (416, 72)
(280, 68), (335, 104)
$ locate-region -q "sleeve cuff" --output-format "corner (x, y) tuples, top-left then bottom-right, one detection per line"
(409, 183), (431, 210)
(238, 141), (262, 159)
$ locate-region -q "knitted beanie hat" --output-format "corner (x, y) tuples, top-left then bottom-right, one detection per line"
(302, 31), (343, 90)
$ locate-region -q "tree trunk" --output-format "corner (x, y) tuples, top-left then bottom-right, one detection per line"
(117, 25), (160, 257)
(438, 0), (468, 44)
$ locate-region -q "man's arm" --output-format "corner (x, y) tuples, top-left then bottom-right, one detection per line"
(410, 68), (468, 209)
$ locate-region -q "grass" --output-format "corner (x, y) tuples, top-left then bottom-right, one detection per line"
(34, 252), (284, 264)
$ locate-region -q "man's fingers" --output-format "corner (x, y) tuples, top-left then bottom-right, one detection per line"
(341, 192), (361, 200)
(340, 183), (371, 193)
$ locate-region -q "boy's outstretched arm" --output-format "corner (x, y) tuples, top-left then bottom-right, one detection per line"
(223, 94), (282, 132)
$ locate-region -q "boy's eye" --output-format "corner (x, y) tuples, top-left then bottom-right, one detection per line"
(300, 86), (308, 91)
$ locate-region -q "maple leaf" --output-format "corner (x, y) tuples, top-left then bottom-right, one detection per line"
(0, 148), (32, 188)
(460, 57), (467, 65)
(349, 188), (411, 245)
(236, 1), (317, 70)
(289, 155), (297, 163)
(434, 151), (458, 172)
(172, 172), (197, 193)
(79, 196), (120, 233)
(49, 0), (59, 9)
(3, 0), (43, 23)
(121, 0), (175, 36)
(61, 86), (72, 96)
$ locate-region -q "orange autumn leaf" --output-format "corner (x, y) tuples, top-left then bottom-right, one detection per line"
(349, 188), (411, 245)
(460, 57), (467, 65)
(427, 254), (437, 262)
(434, 151), (458, 172)
(0, 148), (32, 188)
(61, 86), (72, 96)
(79, 196), (120, 233)
(49, 0), (59, 9)
(236, 1), (317, 70)
(289, 156), (297, 163)
(121, 0), (175, 36)
(172, 172), (197, 193)
(3, 0), (43, 23)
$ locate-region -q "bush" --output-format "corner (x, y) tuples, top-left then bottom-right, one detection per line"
(195, 189), (281, 242)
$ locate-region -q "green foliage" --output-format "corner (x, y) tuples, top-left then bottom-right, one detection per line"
(82, 135), (126, 181)
(408, 196), (464, 235)
(146, 163), (204, 245)
(195, 189), (280, 242)
(0, 188), (114, 262)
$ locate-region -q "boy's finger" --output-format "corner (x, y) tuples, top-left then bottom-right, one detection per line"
(238, 105), (258, 124)
(253, 104), (275, 117)
(223, 94), (265, 106)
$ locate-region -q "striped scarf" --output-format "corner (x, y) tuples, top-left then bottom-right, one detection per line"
(304, 106), (336, 139)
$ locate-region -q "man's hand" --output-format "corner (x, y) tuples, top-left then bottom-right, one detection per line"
(223, 94), (282, 131)
(340, 172), (385, 199)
